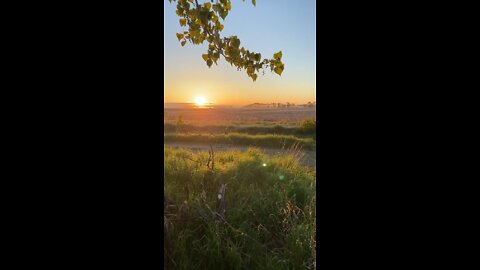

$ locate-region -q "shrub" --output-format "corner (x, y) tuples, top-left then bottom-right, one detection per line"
(299, 118), (316, 134)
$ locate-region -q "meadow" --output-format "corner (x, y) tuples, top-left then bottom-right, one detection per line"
(164, 107), (316, 149)
(164, 123), (315, 138)
(164, 106), (316, 127)
(164, 133), (316, 150)
(164, 106), (316, 269)
(164, 146), (316, 270)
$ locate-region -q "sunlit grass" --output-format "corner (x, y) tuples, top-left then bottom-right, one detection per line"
(163, 123), (316, 138)
(164, 146), (316, 270)
(164, 133), (316, 150)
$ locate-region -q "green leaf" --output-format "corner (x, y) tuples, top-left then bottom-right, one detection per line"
(225, 2), (231, 10)
(205, 2), (211, 9)
(219, 8), (228, 20)
(274, 51), (282, 60)
(179, 18), (186, 26)
(176, 33), (184, 41)
(202, 54), (209, 61)
(274, 64), (284, 76)
(212, 53), (219, 63)
(218, 24), (224, 31)
(252, 73), (257, 81)
(181, 40), (186, 46)
(252, 0), (256, 6)
(207, 59), (213, 68)
(190, 30), (199, 37)
(254, 53), (261, 62)
(231, 37), (240, 48)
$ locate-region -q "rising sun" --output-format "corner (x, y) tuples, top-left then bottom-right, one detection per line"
(195, 96), (207, 106)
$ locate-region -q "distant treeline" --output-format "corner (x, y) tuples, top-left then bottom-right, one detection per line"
(244, 101), (316, 108)
(164, 121), (316, 138)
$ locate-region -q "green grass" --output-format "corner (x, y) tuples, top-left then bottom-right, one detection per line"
(163, 133), (316, 150)
(164, 123), (316, 138)
(164, 146), (316, 270)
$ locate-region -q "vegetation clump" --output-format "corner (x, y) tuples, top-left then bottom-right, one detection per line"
(299, 119), (316, 135)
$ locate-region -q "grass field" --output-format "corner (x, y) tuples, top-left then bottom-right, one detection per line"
(164, 146), (316, 270)
(164, 123), (316, 138)
(164, 107), (316, 126)
(164, 133), (316, 150)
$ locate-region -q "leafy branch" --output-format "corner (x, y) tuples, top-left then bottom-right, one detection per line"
(168, 0), (284, 81)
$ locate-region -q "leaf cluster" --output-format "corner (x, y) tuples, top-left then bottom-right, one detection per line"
(169, 0), (285, 81)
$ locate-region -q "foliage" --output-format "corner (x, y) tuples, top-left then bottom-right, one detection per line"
(168, 0), (285, 81)
(164, 146), (316, 269)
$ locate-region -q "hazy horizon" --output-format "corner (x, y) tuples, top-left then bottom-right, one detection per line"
(164, 101), (316, 108)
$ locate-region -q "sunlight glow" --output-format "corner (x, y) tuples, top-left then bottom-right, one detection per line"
(195, 96), (207, 106)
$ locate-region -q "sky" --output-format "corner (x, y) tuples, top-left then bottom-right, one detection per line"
(164, 0), (316, 106)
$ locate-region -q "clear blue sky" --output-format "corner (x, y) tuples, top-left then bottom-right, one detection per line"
(164, 0), (316, 105)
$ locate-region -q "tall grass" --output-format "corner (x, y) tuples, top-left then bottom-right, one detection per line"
(164, 133), (316, 150)
(164, 146), (316, 270)
(163, 123), (316, 138)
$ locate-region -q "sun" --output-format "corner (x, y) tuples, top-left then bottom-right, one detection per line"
(195, 96), (207, 106)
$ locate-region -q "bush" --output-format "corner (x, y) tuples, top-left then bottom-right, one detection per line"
(299, 118), (316, 134)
